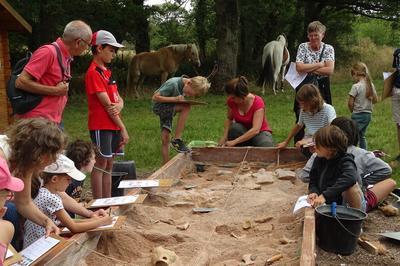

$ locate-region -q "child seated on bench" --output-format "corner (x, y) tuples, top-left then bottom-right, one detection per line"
(0, 157), (24, 263)
(23, 154), (112, 248)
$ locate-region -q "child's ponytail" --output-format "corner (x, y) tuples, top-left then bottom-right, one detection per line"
(31, 173), (53, 199)
(352, 62), (376, 103)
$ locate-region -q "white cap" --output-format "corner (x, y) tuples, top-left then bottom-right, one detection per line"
(92, 30), (124, 48)
(44, 154), (86, 181)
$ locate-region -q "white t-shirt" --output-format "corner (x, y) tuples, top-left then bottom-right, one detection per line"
(298, 103), (336, 137)
(23, 187), (63, 248)
(349, 80), (376, 113)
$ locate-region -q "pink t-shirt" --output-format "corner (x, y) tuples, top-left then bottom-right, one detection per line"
(18, 38), (72, 123)
(227, 95), (272, 133)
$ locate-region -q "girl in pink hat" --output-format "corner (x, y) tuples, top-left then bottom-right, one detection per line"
(0, 157), (24, 263)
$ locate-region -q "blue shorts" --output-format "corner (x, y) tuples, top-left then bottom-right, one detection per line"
(90, 130), (124, 158)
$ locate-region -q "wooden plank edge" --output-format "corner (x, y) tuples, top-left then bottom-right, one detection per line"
(300, 207), (315, 266)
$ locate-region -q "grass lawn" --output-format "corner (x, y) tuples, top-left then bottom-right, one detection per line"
(63, 80), (400, 183)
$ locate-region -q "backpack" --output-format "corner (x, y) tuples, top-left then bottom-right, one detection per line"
(6, 43), (64, 115)
(393, 48), (400, 88)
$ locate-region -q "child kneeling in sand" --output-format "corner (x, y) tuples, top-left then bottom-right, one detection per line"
(307, 125), (366, 211)
(23, 154), (112, 248)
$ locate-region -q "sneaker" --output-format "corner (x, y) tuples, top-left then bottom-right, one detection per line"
(171, 138), (191, 153)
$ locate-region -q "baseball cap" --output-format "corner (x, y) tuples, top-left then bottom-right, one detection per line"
(91, 30), (124, 48)
(0, 157), (24, 192)
(43, 154), (86, 181)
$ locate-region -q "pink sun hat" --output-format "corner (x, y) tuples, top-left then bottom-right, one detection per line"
(0, 157), (24, 192)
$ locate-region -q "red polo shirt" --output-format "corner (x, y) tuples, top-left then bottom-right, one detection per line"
(85, 61), (120, 130)
(18, 38), (72, 123)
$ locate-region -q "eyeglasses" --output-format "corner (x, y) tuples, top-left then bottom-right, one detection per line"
(78, 38), (92, 48)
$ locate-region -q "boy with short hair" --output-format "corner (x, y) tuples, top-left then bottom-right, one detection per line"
(152, 76), (210, 164)
(85, 30), (129, 199)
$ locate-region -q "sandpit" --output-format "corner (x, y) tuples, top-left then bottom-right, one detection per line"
(85, 160), (308, 265)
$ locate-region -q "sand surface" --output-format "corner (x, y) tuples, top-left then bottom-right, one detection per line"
(86, 162), (307, 265)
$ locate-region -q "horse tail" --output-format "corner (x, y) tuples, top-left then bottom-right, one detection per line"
(258, 50), (274, 87)
(127, 54), (140, 91)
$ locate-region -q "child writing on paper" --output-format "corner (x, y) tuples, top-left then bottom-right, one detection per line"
(152, 76), (210, 164)
(64, 140), (107, 219)
(23, 154), (112, 248)
(277, 84), (336, 158)
(307, 125), (366, 211)
(0, 157), (24, 262)
(348, 62), (377, 150)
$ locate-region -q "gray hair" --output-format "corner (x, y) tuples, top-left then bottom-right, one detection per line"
(307, 21), (326, 34)
(62, 20), (92, 41)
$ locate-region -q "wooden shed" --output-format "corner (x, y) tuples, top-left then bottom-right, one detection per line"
(0, 0), (31, 131)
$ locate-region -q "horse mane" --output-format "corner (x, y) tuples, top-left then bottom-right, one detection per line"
(167, 44), (189, 53)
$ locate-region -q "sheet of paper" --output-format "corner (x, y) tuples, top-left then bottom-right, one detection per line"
(6, 248), (13, 259)
(90, 195), (139, 207)
(118, 179), (160, 188)
(62, 216), (120, 233)
(293, 195), (312, 214)
(285, 62), (307, 89)
(383, 72), (393, 80)
(16, 236), (60, 266)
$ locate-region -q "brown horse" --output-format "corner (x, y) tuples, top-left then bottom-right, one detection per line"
(127, 44), (201, 97)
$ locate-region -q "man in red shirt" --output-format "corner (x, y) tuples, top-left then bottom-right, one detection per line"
(15, 20), (92, 124)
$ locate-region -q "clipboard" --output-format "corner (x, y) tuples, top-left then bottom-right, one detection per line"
(86, 194), (147, 209)
(4, 244), (22, 266)
(382, 71), (396, 100)
(60, 215), (126, 235)
(19, 234), (65, 266)
(169, 100), (207, 105)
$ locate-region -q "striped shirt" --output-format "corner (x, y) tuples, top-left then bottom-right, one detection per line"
(298, 103), (336, 137)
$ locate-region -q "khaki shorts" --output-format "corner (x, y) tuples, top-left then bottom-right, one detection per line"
(392, 88), (400, 125)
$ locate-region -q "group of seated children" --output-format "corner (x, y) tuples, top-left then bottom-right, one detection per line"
(0, 118), (113, 264)
(299, 117), (395, 212)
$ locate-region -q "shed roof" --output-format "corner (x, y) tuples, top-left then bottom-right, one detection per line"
(0, 0), (31, 33)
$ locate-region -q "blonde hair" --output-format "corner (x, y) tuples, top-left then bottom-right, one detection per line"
(190, 76), (211, 97)
(296, 84), (324, 113)
(351, 62), (375, 100)
(307, 21), (326, 34)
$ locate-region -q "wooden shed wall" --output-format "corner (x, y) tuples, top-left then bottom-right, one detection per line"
(0, 30), (12, 132)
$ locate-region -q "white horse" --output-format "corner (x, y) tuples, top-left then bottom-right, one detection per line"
(259, 34), (290, 95)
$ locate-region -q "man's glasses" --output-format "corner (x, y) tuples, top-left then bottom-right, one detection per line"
(78, 38), (92, 48)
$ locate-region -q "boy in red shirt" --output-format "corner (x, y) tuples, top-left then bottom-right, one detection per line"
(85, 30), (129, 199)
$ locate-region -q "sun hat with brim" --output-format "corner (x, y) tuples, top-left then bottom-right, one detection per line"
(0, 157), (24, 192)
(43, 154), (86, 181)
(91, 30), (124, 48)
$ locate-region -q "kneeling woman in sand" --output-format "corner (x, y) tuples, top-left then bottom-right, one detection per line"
(219, 76), (274, 147)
